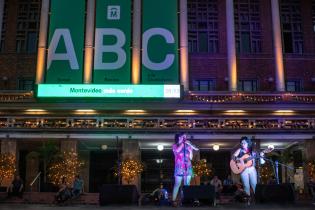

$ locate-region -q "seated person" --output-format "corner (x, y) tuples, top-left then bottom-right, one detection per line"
(210, 176), (223, 200)
(7, 175), (24, 198)
(223, 175), (234, 186)
(222, 175), (236, 195)
(308, 177), (315, 204)
(72, 175), (84, 198)
(144, 183), (169, 205)
(267, 176), (277, 184)
(234, 182), (249, 203)
(55, 177), (72, 203)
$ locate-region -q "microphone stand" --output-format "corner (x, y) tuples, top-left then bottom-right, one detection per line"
(258, 155), (294, 184)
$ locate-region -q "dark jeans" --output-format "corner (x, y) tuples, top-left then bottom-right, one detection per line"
(72, 189), (81, 198)
(8, 188), (23, 198)
(55, 189), (72, 203)
(309, 184), (315, 201)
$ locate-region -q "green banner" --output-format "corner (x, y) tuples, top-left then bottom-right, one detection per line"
(142, 0), (179, 84)
(45, 0), (85, 84)
(93, 0), (131, 84)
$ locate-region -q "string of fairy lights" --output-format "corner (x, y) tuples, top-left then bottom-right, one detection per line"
(0, 93), (34, 102)
(0, 153), (16, 185)
(0, 118), (313, 130)
(0, 92), (314, 103)
(114, 159), (144, 184)
(189, 94), (315, 103)
(47, 151), (84, 185)
(259, 162), (274, 184)
(307, 160), (315, 179)
(192, 159), (213, 177)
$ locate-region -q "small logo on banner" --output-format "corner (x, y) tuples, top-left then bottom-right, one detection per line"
(107, 6), (120, 20)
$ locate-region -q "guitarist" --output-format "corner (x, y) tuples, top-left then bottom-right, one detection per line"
(232, 136), (265, 199)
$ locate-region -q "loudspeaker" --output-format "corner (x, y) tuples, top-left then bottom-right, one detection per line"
(99, 184), (139, 205)
(182, 185), (215, 206)
(255, 184), (295, 204)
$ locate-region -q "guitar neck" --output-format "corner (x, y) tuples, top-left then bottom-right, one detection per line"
(244, 155), (256, 162)
(244, 149), (269, 162)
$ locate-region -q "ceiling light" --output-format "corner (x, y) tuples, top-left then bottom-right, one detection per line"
(175, 110), (196, 113)
(156, 159), (163, 164)
(125, 110), (146, 113)
(75, 109), (95, 112)
(225, 110), (245, 113)
(124, 110), (147, 115)
(267, 144), (275, 150)
(213, 144), (220, 151)
(274, 110), (294, 113)
(157, 144), (164, 151)
(101, 145), (108, 150)
(26, 109), (46, 112)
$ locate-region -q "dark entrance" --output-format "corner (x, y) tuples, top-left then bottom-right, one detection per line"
(89, 150), (118, 192)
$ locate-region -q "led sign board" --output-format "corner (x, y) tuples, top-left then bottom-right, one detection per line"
(37, 84), (181, 98)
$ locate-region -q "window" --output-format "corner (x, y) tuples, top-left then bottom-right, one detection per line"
(238, 80), (258, 92)
(286, 80), (301, 92)
(280, 0), (303, 54)
(16, 0), (41, 53)
(18, 78), (34, 90)
(0, 0), (7, 52)
(188, 0), (219, 53)
(192, 79), (216, 91)
(234, 0), (262, 54)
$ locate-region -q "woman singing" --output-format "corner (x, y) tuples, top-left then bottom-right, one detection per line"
(232, 136), (265, 200)
(172, 133), (199, 206)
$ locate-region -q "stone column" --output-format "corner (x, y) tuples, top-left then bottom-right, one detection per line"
(179, 0), (189, 91)
(1, 140), (17, 187)
(35, 0), (50, 84)
(132, 0), (141, 84)
(226, 0), (237, 92)
(253, 138), (262, 183)
(25, 152), (40, 192)
(304, 139), (315, 188)
(79, 151), (90, 193)
(122, 139), (141, 191)
(83, 0), (95, 84)
(61, 140), (77, 153)
(271, 0), (285, 92)
(0, 0), (5, 48)
(304, 140), (315, 161)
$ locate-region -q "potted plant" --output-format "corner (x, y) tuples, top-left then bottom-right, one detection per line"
(115, 158), (144, 184)
(0, 153), (16, 191)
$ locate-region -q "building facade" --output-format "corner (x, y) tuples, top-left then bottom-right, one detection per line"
(0, 0), (314, 193)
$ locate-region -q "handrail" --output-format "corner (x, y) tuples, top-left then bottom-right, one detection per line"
(30, 171), (41, 192)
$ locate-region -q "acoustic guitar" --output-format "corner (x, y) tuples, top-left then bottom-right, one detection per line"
(230, 147), (273, 174)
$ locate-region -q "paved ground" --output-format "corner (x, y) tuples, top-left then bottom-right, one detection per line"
(0, 203), (314, 210)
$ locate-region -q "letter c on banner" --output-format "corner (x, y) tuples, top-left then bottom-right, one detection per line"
(142, 28), (175, 71)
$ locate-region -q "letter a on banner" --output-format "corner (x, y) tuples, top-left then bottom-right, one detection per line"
(93, 0), (131, 84)
(46, 0), (85, 84)
(142, 0), (179, 84)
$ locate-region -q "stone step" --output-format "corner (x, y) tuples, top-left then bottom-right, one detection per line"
(0, 192), (99, 205)
(218, 195), (235, 204)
